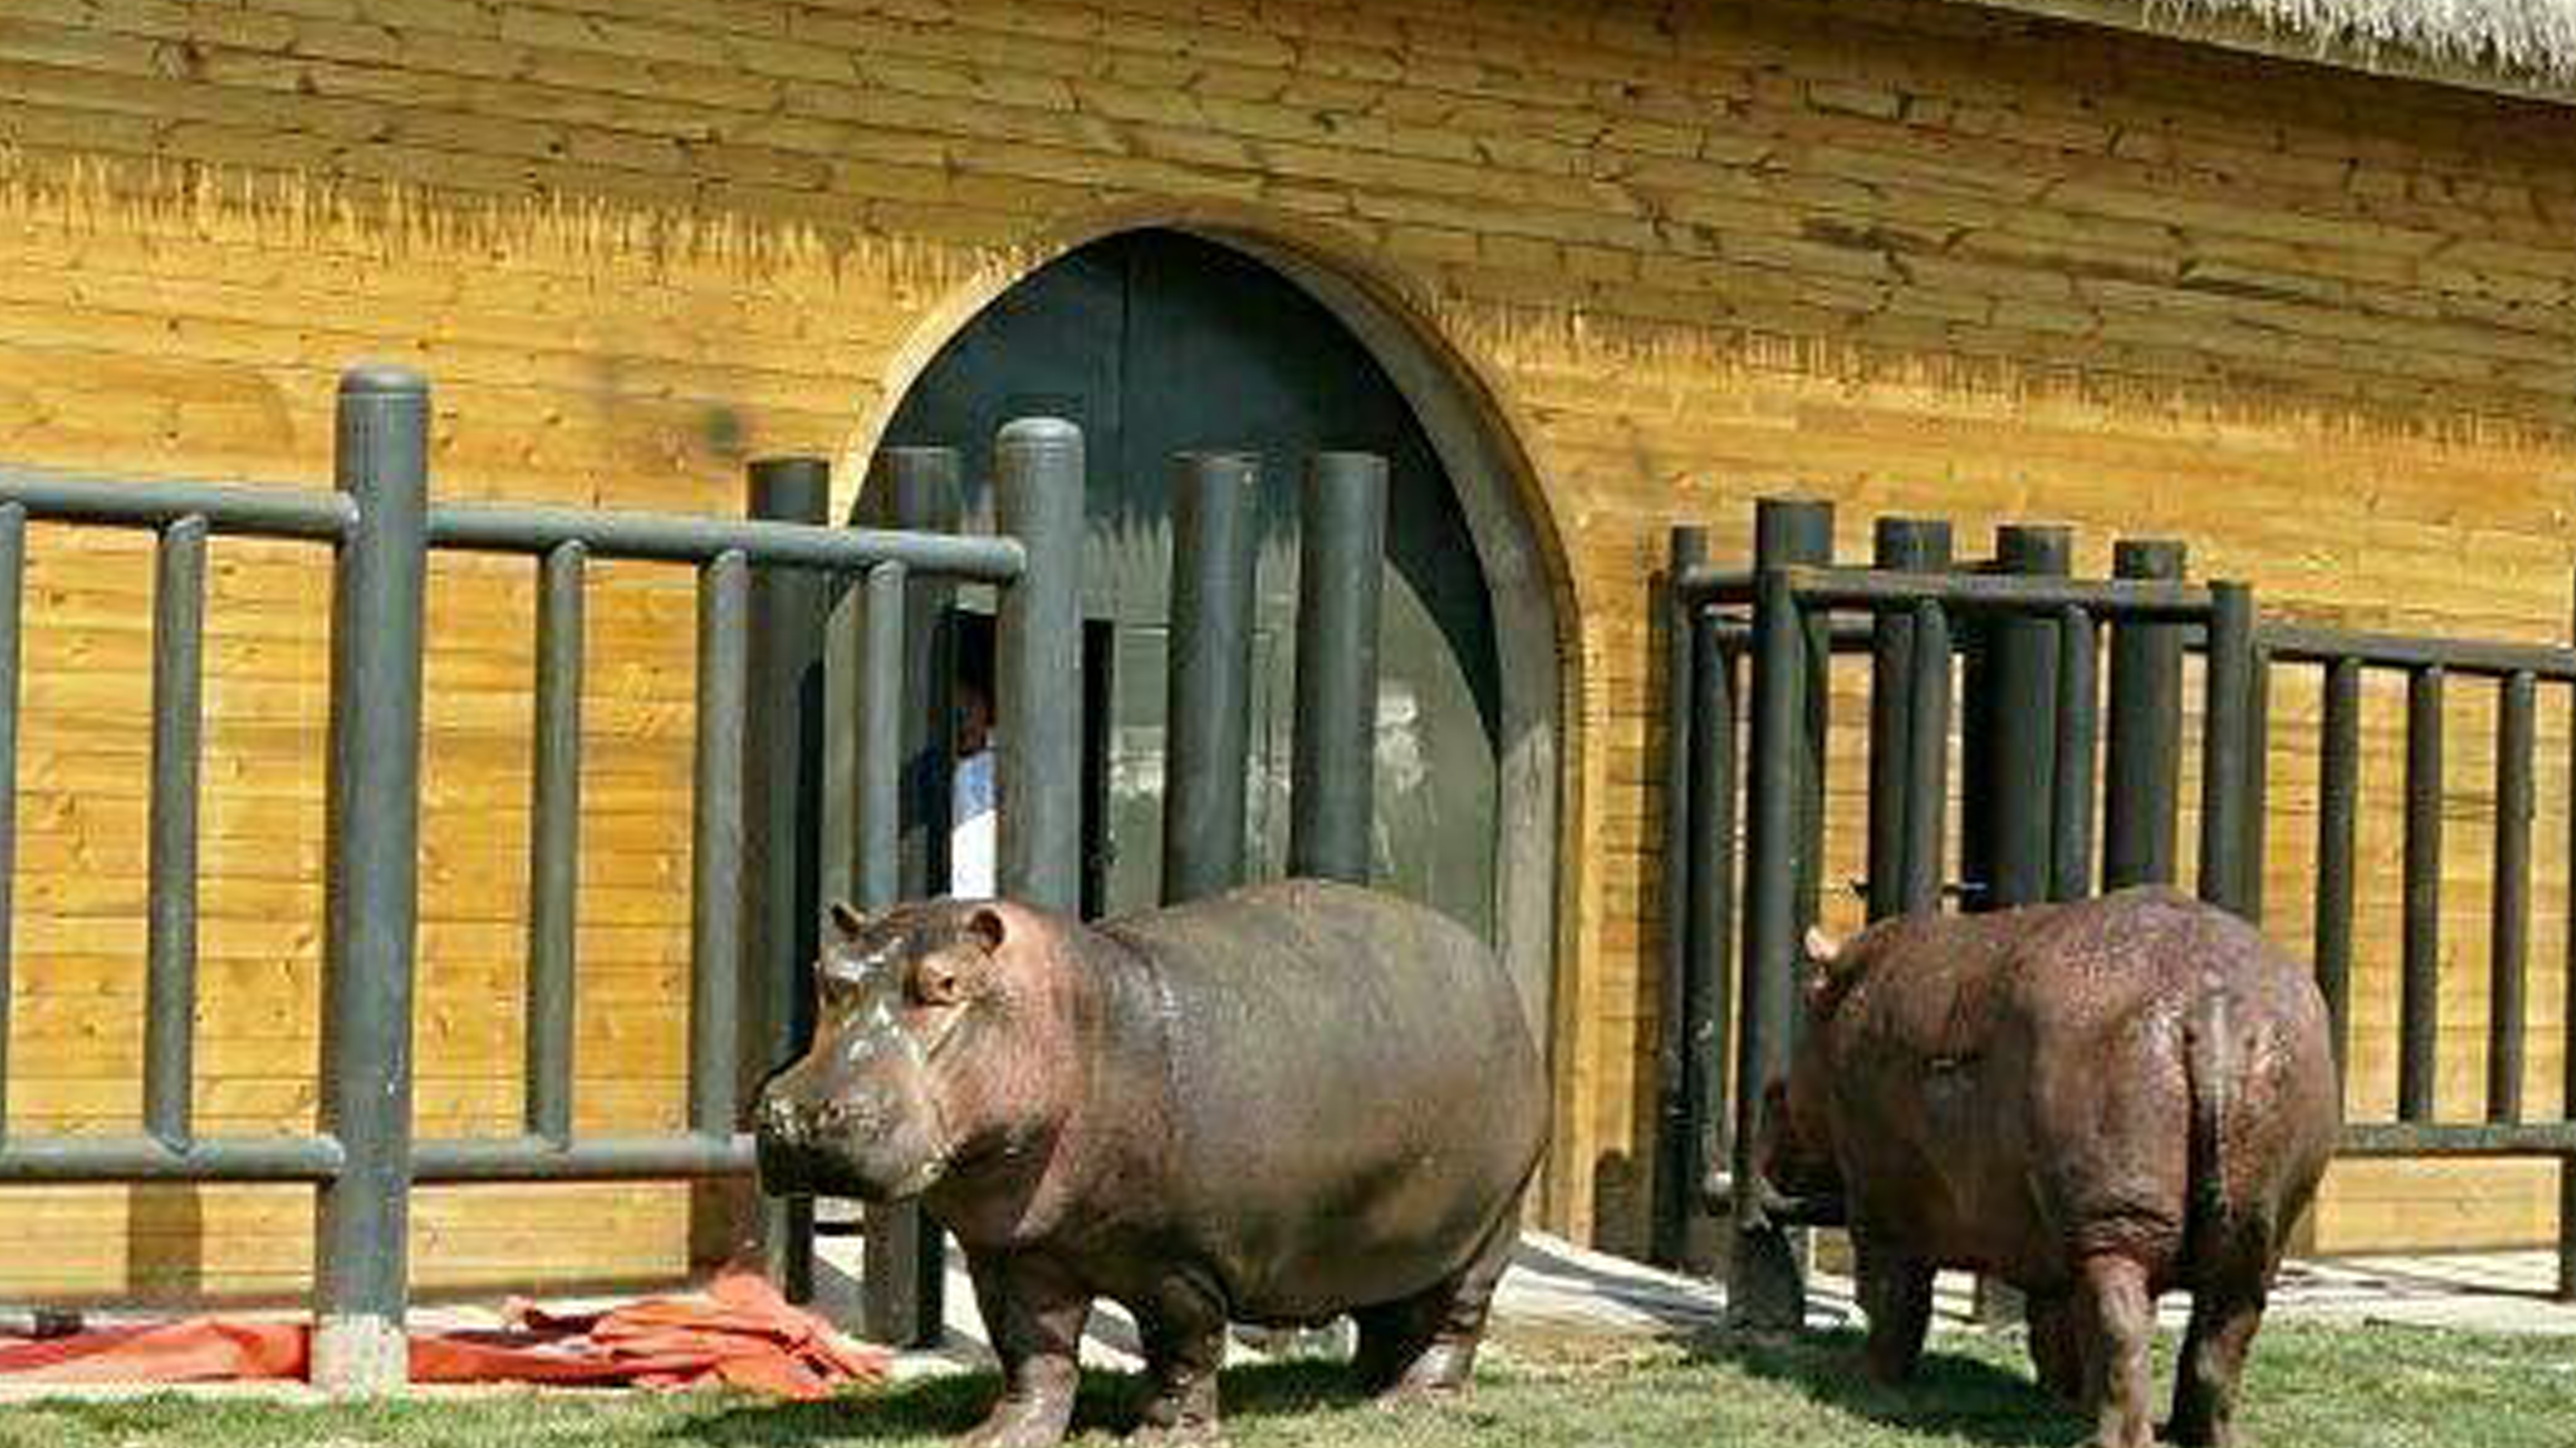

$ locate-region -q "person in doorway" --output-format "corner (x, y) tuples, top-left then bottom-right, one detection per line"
(949, 617), (998, 899)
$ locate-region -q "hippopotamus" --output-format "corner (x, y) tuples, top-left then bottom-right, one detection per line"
(1759, 886), (2338, 1448)
(754, 878), (1547, 1447)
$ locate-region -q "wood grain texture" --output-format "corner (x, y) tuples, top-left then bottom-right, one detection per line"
(0, 0), (2571, 1286)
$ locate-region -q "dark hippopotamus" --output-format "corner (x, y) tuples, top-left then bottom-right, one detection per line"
(754, 878), (1547, 1447)
(1759, 886), (2338, 1448)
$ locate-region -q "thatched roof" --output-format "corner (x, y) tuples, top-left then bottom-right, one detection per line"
(1960, 0), (2576, 103)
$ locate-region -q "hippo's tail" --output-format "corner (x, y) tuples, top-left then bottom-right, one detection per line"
(2181, 987), (2249, 1285)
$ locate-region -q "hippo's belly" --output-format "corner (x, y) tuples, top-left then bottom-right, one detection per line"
(1105, 880), (1547, 1320)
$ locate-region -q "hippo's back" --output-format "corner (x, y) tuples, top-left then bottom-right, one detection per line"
(1099, 879), (1546, 1319)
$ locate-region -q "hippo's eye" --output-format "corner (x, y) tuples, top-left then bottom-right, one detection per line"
(816, 948), (874, 1000)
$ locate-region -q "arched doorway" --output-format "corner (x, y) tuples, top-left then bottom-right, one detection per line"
(860, 228), (1561, 1040)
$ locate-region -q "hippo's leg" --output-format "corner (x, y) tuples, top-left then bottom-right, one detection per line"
(961, 1252), (1093, 1448)
(2167, 1276), (2267, 1447)
(1856, 1248), (1933, 1384)
(1353, 1206), (1519, 1397)
(2075, 1254), (2155, 1448)
(2025, 1290), (2085, 1404)
(1133, 1275), (1229, 1442)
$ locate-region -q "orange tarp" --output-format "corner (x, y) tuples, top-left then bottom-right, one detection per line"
(0, 1271), (889, 1399)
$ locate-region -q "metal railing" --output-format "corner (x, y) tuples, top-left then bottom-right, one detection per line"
(2255, 623), (2576, 1164)
(1653, 494), (2576, 1326)
(0, 366), (1079, 1391)
(0, 361), (1412, 1386)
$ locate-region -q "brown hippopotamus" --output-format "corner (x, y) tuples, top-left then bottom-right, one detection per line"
(1759, 886), (2338, 1448)
(754, 878), (1547, 1447)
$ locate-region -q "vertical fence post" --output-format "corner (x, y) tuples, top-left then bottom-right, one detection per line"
(1652, 527), (1710, 1269)
(1732, 560), (1808, 1331)
(145, 515), (207, 1149)
(2399, 663), (2443, 1123)
(1163, 452), (1261, 905)
(1772, 504), (1834, 932)
(2240, 643), (2272, 926)
(1969, 524), (2067, 1328)
(859, 447), (960, 1348)
(2198, 582), (2255, 916)
(1730, 496), (1830, 1331)
(2104, 540), (2187, 889)
(525, 542), (585, 1148)
(997, 419), (1085, 912)
(2315, 658), (2360, 1091)
(2491, 671), (2534, 1125)
(1867, 520), (1950, 921)
(1290, 452), (1388, 884)
(0, 504), (19, 1144)
(313, 366), (430, 1394)
(1968, 524), (2069, 916)
(852, 565), (906, 917)
(688, 550), (750, 1153)
(1902, 600), (1952, 916)
(1684, 624), (1738, 1246)
(742, 457), (831, 1303)
(2563, 636), (2576, 1299)
(2051, 605), (2099, 902)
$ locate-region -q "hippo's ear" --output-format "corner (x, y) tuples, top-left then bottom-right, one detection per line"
(1802, 925), (1844, 964)
(965, 906), (1006, 955)
(1803, 954), (1858, 1021)
(828, 901), (869, 942)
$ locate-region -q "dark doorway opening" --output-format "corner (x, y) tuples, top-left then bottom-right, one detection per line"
(877, 229), (1503, 937)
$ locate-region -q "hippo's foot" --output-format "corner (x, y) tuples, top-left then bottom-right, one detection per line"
(1129, 1416), (1224, 1446)
(1378, 1340), (1477, 1401)
(1354, 1204), (1517, 1397)
(2164, 1279), (2265, 1448)
(958, 1396), (1076, 1448)
(1856, 1250), (1933, 1385)
(961, 1252), (1088, 1448)
(1133, 1365), (1222, 1442)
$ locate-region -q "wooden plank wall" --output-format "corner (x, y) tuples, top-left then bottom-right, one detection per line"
(0, 0), (2571, 1294)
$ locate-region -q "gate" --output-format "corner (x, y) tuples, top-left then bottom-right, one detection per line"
(1654, 497), (2576, 1322)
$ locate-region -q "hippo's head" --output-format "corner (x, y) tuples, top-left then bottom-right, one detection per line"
(754, 899), (1069, 1205)
(1757, 926), (1856, 1203)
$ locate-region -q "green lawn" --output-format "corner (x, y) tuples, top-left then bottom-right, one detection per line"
(0, 1322), (2564, 1446)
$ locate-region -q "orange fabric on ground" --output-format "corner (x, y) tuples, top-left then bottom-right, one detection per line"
(0, 1270), (888, 1398)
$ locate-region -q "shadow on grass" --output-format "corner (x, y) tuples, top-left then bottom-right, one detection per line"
(667, 1360), (1367, 1444)
(1679, 1325), (2089, 1448)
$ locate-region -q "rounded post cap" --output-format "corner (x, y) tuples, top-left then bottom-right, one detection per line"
(996, 416), (1083, 452)
(337, 364), (429, 399)
(2112, 538), (2189, 576)
(1996, 521), (2075, 571)
(747, 456), (831, 521)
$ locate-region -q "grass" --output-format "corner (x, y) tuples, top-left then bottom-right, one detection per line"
(0, 1322), (2565, 1446)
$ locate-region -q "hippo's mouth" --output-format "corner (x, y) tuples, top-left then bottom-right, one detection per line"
(754, 1132), (952, 1204)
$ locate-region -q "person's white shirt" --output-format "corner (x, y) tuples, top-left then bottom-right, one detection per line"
(950, 746), (998, 897)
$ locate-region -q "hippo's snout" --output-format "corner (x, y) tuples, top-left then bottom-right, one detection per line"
(756, 1087), (881, 1148)
(752, 1050), (951, 1204)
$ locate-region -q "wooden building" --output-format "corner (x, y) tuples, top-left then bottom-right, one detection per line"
(1, 0), (2573, 1301)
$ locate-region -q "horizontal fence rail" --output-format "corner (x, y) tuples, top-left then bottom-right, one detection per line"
(1658, 495), (2576, 1310)
(0, 466), (357, 538)
(0, 365), (1085, 1391)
